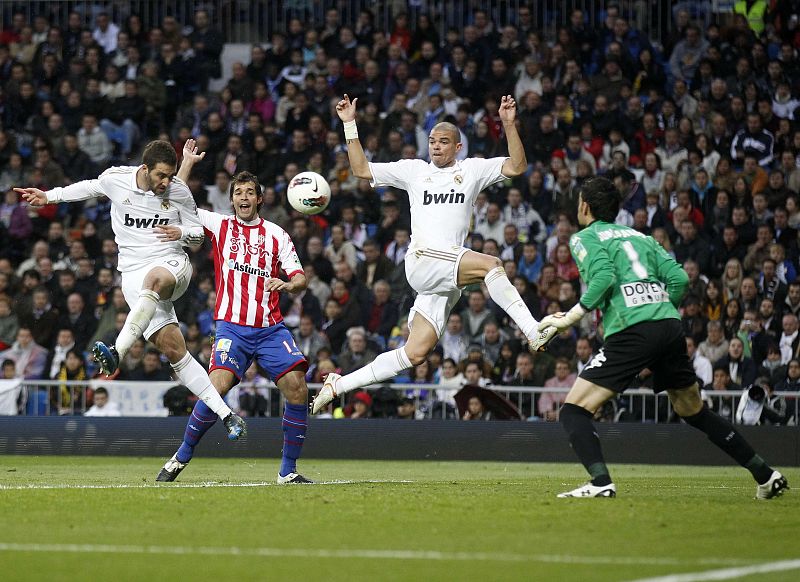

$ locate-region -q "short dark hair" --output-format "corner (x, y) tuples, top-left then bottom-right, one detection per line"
(94, 386), (109, 397)
(578, 177), (620, 223)
(142, 140), (177, 169)
(228, 171), (263, 212)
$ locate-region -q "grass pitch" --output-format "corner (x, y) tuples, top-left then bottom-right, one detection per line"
(0, 457), (798, 582)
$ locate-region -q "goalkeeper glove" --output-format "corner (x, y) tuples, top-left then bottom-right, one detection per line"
(538, 303), (587, 333)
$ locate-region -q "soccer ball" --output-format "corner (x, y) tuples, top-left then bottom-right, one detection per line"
(286, 171), (331, 215)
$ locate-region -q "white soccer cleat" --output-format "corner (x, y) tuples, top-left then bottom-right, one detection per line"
(529, 326), (558, 352)
(311, 372), (341, 415)
(277, 472), (314, 484)
(756, 471), (789, 500)
(557, 482), (617, 498)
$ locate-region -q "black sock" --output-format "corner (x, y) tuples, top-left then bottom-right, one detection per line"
(682, 405), (773, 484)
(561, 403), (612, 486)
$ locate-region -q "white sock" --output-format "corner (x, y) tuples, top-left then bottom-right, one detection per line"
(171, 351), (232, 418)
(484, 267), (538, 340)
(116, 289), (159, 359)
(338, 347), (412, 394)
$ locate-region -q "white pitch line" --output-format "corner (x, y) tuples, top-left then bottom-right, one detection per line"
(0, 479), (414, 490)
(627, 558), (800, 582)
(0, 542), (763, 566)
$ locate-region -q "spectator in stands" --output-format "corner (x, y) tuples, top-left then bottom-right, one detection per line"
(365, 280), (398, 344)
(293, 314), (330, 366)
(126, 348), (172, 382)
(55, 292), (96, 351)
(785, 282), (800, 318)
(19, 287), (59, 349)
(440, 312), (469, 364)
(539, 357), (576, 421)
(324, 225), (358, 271)
(338, 327), (377, 375)
(705, 364), (739, 418)
(347, 390), (372, 419)
(0, 297), (19, 350)
(77, 113), (113, 166)
(462, 394), (492, 421)
(46, 328), (75, 380)
(731, 113), (774, 169)
(0, 327), (47, 379)
(357, 240), (394, 290)
(84, 386), (122, 417)
(717, 336), (757, 389)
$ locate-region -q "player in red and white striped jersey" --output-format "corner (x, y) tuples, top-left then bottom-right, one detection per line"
(200, 204), (303, 328)
(155, 142), (312, 484)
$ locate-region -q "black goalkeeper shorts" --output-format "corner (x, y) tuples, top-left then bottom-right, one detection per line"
(579, 319), (697, 394)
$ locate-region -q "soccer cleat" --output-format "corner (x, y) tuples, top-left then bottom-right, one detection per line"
(311, 372), (340, 415)
(223, 412), (247, 441)
(277, 472), (314, 484)
(156, 454), (189, 482)
(92, 341), (119, 375)
(756, 471), (789, 500)
(529, 326), (558, 352)
(557, 482), (617, 498)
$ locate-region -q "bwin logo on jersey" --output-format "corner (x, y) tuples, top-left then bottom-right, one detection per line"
(422, 189), (465, 205)
(123, 214), (169, 228)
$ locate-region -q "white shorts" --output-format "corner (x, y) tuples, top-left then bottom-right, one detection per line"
(120, 254), (193, 340)
(405, 246), (469, 337)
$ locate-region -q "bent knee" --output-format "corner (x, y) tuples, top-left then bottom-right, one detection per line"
(667, 383), (703, 416)
(484, 256), (503, 273)
(405, 348), (428, 367)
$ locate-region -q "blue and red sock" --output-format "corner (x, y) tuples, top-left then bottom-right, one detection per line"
(176, 400), (218, 463)
(280, 403), (307, 477)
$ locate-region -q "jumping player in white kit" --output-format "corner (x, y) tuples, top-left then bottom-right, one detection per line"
(15, 140), (246, 439)
(312, 94), (556, 413)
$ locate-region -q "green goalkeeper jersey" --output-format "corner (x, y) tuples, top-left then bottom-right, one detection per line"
(569, 221), (689, 338)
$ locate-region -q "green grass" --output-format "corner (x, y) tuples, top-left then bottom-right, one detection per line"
(0, 457), (798, 582)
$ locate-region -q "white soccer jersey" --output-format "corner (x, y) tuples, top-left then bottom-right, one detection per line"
(369, 157), (507, 250)
(199, 209), (303, 328)
(46, 166), (204, 272)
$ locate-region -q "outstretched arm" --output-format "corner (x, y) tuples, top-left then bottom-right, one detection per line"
(498, 95), (527, 177)
(336, 94), (373, 181)
(177, 138), (205, 183)
(15, 179), (105, 205)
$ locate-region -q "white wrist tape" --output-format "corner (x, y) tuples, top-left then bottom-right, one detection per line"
(343, 120), (358, 140)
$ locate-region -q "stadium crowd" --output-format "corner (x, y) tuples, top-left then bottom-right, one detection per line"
(0, 1), (799, 422)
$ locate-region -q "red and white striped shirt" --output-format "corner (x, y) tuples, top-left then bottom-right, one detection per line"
(199, 209), (304, 327)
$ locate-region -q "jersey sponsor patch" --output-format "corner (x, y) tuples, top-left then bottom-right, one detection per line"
(216, 338), (232, 352)
(571, 238), (588, 264)
(620, 281), (670, 308)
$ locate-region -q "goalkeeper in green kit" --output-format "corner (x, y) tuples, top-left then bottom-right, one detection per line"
(537, 177), (788, 500)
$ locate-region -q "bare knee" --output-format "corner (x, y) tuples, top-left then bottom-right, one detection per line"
(667, 383), (703, 417)
(152, 326), (187, 363)
(278, 371), (308, 404)
(482, 256), (503, 276)
(404, 345), (428, 367)
(143, 267), (175, 297)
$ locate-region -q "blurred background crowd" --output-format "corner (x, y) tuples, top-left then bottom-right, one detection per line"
(1, 1), (800, 421)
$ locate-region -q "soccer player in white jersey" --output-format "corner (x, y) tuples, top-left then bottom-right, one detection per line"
(154, 142), (313, 484)
(312, 94), (555, 414)
(14, 140), (246, 440)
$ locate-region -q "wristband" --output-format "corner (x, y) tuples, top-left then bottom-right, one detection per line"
(343, 120), (359, 140)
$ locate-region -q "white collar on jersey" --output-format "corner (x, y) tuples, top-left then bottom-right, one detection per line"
(235, 215), (262, 227)
(428, 160), (463, 173)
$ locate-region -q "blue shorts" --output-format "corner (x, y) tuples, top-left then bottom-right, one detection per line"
(210, 320), (308, 383)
